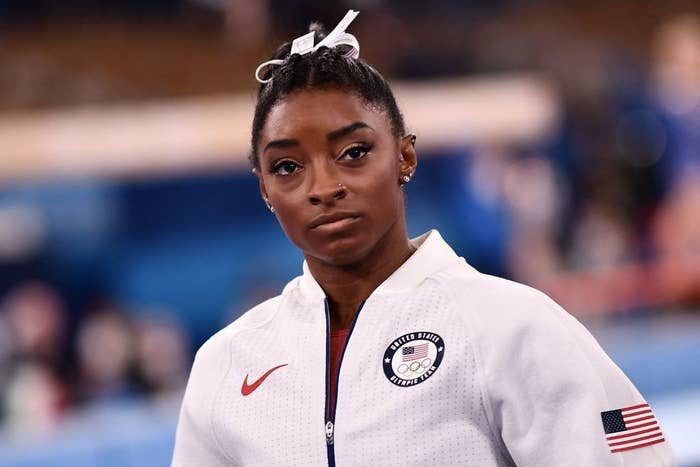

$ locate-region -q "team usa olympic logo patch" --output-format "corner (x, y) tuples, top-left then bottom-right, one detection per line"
(383, 331), (444, 387)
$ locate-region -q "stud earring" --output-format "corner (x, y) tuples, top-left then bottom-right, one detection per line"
(263, 197), (274, 212)
(401, 174), (411, 185)
(410, 135), (416, 145)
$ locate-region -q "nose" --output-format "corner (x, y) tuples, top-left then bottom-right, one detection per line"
(307, 162), (347, 206)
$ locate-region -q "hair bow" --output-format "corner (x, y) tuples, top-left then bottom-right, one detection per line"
(254, 10), (360, 84)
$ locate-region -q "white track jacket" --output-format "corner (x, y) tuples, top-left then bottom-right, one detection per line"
(173, 230), (674, 466)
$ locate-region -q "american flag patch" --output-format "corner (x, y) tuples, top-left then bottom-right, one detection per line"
(601, 403), (665, 453)
(402, 343), (428, 362)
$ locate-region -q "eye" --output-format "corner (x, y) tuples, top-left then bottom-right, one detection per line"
(340, 144), (371, 161)
(270, 160), (300, 176)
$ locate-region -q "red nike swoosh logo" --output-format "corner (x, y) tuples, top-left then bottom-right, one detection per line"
(241, 364), (288, 396)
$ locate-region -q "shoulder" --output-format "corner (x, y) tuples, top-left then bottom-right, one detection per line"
(190, 272), (307, 380)
(441, 270), (675, 465)
(174, 295), (292, 466)
(194, 294), (285, 366)
(433, 263), (607, 365)
(435, 265), (637, 394)
(436, 261), (564, 327)
(180, 292), (287, 422)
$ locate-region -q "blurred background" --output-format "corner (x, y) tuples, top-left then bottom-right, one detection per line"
(0, 0), (698, 465)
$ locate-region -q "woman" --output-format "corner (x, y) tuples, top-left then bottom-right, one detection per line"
(173, 11), (673, 466)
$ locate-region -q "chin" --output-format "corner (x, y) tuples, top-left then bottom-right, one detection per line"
(306, 235), (372, 267)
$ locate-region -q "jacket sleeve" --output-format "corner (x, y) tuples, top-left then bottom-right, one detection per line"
(473, 284), (675, 466)
(172, 333), (234, 467)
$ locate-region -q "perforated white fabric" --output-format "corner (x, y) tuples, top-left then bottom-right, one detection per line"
(172, 230), (674, 466)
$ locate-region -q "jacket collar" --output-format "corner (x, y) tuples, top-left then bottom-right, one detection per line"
(294, 229), (469, 303)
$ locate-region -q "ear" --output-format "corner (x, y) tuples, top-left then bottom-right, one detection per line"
(398, 134), (418, 180)
(252, 167), (270, 204)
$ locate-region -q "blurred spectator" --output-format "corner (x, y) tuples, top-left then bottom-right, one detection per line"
(651, 14), (700, 188)
(651, 175), (700, 305)
(0, 282), (193, 435)
(132, 314), (189, 400)
(0, 282), (70, 435)
(75, 305), (135, 404)
(646, 14), (700, 307)
(567, 200), (638, 270)
(2, 361), (65, 436)
(2, 282), (66, 362)
(502, 153), (563, 282)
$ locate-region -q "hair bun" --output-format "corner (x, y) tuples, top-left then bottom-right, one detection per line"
(254, 10), (360, 84)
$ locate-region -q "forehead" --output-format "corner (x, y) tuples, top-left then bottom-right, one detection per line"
(261, 89), (392, 142)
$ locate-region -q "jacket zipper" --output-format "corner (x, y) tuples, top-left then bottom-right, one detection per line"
(323, 298), (366, 467)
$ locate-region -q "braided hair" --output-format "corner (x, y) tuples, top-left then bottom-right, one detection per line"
(250, 23), (406, 169)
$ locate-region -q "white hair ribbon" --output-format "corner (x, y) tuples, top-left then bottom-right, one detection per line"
(255, 10), (360, 84)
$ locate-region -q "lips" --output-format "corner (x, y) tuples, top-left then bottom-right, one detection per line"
(309, 211), (360, 230)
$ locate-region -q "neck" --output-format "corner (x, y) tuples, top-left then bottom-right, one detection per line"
(306, 226), (415, 330)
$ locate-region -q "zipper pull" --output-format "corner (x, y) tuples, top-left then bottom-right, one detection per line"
(325, 420), (334, 445)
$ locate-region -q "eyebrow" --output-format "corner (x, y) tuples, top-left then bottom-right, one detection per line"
(263, 121), (374, 153)
(263, 138), (298, 153)
(326, 121), (373, 141)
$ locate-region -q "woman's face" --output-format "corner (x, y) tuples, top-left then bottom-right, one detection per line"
(256, 88), (416, 267)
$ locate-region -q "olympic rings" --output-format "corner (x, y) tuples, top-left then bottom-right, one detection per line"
(390, 342), (437, 379)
